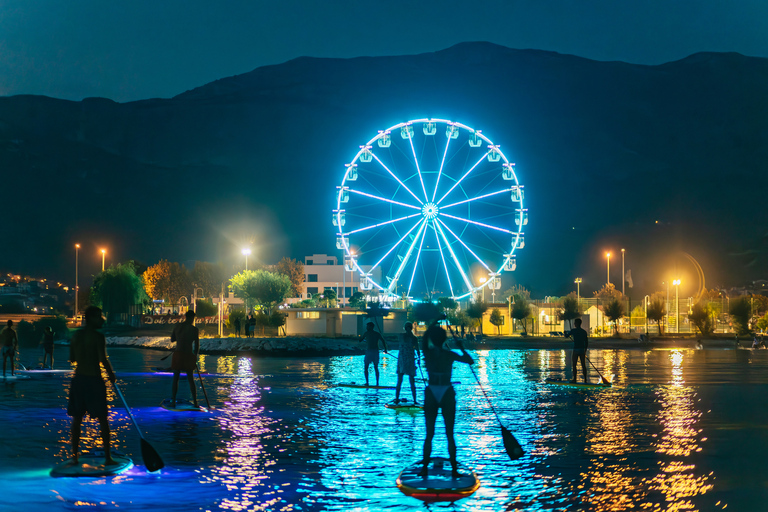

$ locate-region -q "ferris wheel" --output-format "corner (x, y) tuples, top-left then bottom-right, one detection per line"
(333, 118), (526, 301)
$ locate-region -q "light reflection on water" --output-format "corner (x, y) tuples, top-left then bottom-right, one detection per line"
(0, 346), (766, 510)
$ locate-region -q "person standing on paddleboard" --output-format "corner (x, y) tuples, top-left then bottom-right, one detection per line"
(395, 322), (419, 404)
(359, 321), (388, 387)
(41, 326), (55, 368)
(170, 310), (200, 408)
(68, 306), (117, 466)
(420, 322), (474, 479)
(1, 320), (19, 377)
(570, 317), (589, 383)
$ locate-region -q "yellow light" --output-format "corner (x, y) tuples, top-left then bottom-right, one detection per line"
(606, 252), (611, 258)
(100, 249), (106, 255)
(75, 243), (80, 249)
(479, 277), (487, 283)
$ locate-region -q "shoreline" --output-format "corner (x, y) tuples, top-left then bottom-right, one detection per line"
(102, 334), (746, 357)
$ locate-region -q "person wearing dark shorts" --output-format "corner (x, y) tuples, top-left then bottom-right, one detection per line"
(359, 322), (388, 386)
(395, 322), (419, 404)
(171, 310), (200, 407)
(41, 326), (55, 368)
(570, 317), (589, 383)
(68, 306), (117, 466)
(1, 320), (18, 377)
(419, 324), (474, 478)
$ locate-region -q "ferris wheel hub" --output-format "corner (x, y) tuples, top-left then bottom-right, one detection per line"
(422, 202), (439, 220)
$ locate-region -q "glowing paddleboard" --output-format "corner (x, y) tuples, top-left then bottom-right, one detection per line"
(545, 378), (611, 388)
(336, 382), (396, 390)
(397, 457), (480, 502)
(50, 452), (133, 478)
(160, 398), (208, 412)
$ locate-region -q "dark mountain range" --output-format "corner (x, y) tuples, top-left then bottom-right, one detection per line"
(1, 42), (766, 297)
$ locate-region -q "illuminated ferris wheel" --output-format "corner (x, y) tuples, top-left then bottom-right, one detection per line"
(333, 118), (526, 301)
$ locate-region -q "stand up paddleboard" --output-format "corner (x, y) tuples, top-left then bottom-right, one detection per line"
(160, 398), (208, 412)
(336, 382), (396, 390)
(50, 452), (133, 478)
(397, 457), (480, 502)
(385, 399), (423, 411)
(545, 378), (611, 389)
(18, 367), (72, 376)
(1, 374), (30, 381)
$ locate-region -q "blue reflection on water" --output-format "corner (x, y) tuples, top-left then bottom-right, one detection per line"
(1, 346), (767, 510)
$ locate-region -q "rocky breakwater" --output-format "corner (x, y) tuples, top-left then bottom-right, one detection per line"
(106, 336), (363, 356)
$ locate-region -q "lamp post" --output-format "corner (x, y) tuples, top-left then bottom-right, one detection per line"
(193, 287), (204, 313)
(606, 252), (611, 285)
(663, 281), (669, 333)
(574, 277), (582, 305)
(100, 249), (106, 272)
(644, 294), (650, 335)
(242, 248), (251, 271)
(479, 277), (487, 302)
(621, 248), (625, 296)
(75, 243), (80, 319)
(673, 279), (681, 333)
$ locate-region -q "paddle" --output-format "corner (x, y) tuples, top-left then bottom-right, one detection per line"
(112, 383), (165, 472)
(196, 362), (211, 410)
(444, 323), (524, 461)
(586, 356), (611, 385)
(160, 352), (172, 361)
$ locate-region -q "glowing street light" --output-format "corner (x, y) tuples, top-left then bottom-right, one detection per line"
(621, 248), (626, 296)
(673, 279), (681, 333)
(574, 277), (582, 305)
(75, 244), (80, 318)
(242, 248), (252, 271)
(605, 252), (611, 285)
(100, 248), (106, 272)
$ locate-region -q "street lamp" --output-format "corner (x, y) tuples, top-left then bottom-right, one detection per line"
(673, 279), (681, 333)
(242, 248), (251, 271)
(574, 278), (582, 305)
(644, 294), (650, 335)
(479, 277), (487, 302)
(100, 249), (106, 272)
(75, 243), (80, 319)
(605, 252), (611, 285)
(621, 249), (625, 296)
(193, 287), (204, 313)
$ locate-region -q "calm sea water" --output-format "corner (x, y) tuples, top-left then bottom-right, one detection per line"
(1, 345), (766, 511)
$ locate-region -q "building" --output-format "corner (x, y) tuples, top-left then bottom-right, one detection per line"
(285, 307), (408, 337)
(301, 254), (380, 305)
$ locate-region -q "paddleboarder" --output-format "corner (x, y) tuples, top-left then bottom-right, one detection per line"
(395, 322), (419, 404)
(419, 323), (474, 479)
(41, 326), (55, 368)
(1, 320), (19, 377)
(359, 321), (388, 387)
(68, 306), (117, 466)
(170, 310), (200, 408)
(570, 317), (589, 383)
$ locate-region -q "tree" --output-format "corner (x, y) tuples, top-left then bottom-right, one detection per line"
(270, 309), (287, 335)
(195, 299), (218, 318)
(594, 283), (623, 303)
(511, 295), (531, 335)
(503, 285), (530, 301)
(604, 298), (625, 336)
(191, 261), (228, 299)
(466, 301), (489, 334)
(348, 292), (366, 309)
(489, 308), (504, 335)
(757, 312), (768, 333)
(413, 302), (441, 324)
(729, 296), (752, 335)
(437, 297), (458, 313)
(558, 293), (582, 331)
(143, 260), (192, 304)
(274, 257), (305, 298)
(226, 308), (246, 330)
(689, 301), (715, 337)
(91, 262), (149, 323)
(230, 269), (292, 314)
(313, 288), (337, 308)
(647, 293), (666, 334)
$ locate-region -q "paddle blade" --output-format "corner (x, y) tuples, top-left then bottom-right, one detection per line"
(141, 438), (165, 472)
(501, 426), (524, 461)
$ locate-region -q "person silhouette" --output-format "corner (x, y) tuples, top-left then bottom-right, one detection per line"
(41, 326), (55, 368)
(358, 322), (388, 386)
(570, 318), (589, 383)
(395, 322), (419, 404)
(170, 310), (200, 408)
(1, 320), (19, 377)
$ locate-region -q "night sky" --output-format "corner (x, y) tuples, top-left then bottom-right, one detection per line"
(2, 1), (767, 295)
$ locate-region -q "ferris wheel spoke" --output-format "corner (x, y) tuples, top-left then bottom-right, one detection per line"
(348, 188), (421, 210)
(369, 218), (424, 273)
(408, 136), (429, 202)
(388, 220), (428, 293)
(370, 153), (425, 205)
(344, 213), (422, 236)
(435, 152), (490, 205)
(435, 221), (473, 293)
(440, 188), (513, 210)
(433, 221), (455, 297)
(436, 219), (492, 272)
(406, 222), (429, 297)
(431, 135), (453, 202)
(439, 213), (515, 234)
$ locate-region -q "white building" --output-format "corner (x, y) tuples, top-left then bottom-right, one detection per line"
(301, 254), (380, 305)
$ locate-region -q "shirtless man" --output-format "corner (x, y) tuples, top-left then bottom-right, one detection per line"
(359, 322), (388, 387)
(68, 306), (117, 466)
(171, 310), (200, 407)
(1, 320), (18, 377)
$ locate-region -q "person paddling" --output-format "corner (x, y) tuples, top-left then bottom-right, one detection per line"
(419, 322), (473, 479)
(358, 321), (388, 387)
(395, 322), (419, 404)
(570, 317), (589, 383)
(1, 320), (19, 377)
(170, 310), (200, 408)
(68, 306), (117, 466)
